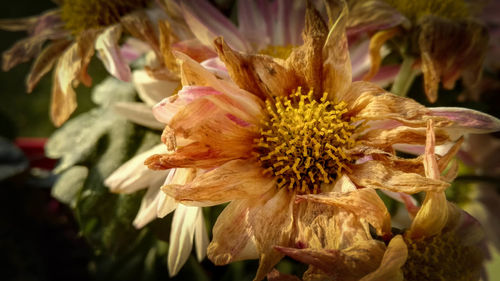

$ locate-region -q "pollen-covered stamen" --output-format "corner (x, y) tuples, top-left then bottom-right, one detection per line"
(402, 232), (483, 281)
(61, 0), (149, 35)
(254, 88), (357, 194)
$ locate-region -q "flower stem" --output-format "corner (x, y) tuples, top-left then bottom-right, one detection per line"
(390, 56), (418, 97)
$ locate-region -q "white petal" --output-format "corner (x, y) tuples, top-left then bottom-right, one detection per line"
(95, 24), (132, 82)
(114, 102), (164, 130)
(194, 207), (209, 261)
(157, 169), (178, 218)
(105, 144), (167, 193)
(168, 204), (199, 277)
(133, 184), (162, 229)
(133, 70), (180, 106)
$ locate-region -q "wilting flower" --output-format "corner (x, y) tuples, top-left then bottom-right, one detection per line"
(348, 0), (489, 102)
(144, 2), (499, 279)
(0, 0), (161, 126)
(273, 121), (486, 281)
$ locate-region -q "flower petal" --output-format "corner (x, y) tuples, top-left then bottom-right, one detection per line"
(114, 102), (164, 130)
(133, 69), (180, 106)
(181, 0), (250, 52)
(26, 39), (71, 93)
(95, 24), (132, 82)
(299, 188), (391, 235)
(346, 0), (407, 37)
(120, 11), (161, 56)
(162, 159), (275, 206)
(105, 144), (168, 193)
(322, 0), (352, 100)
(168, 204), (200, 277)
(429, 107), (500, 134)
(237, 0), (269, 49)
(348, 160), (449, 194)
(194, 207), (209, 262)
(360, 235), (407, 281)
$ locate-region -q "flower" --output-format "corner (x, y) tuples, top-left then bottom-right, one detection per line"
(144, 2), (499, 279)
(272, 120), (486, 281)
(348, 0), (489, 102)
(0, 0), (159, 126)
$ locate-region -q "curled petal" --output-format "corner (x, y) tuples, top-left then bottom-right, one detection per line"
(362, 27), (400, 81)
(120, 11), (161, 56)
(95, 24), (132, 82)
(162, 160), (275, 206)
(348, 160), (449, 194)
(200, 57), (229, 80)
(214, 37), (299, 100)
(360, 235), (407, 281)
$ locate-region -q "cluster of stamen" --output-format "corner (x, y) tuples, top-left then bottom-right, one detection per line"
(402, 232), (483, 281)
(61, 0), (148, 35)
(254, 88), (357, 194)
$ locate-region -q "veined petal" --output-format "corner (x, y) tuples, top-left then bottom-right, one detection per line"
(358, 126), (449, 149)
(207, 198), (260, 265)
(171, 38), (217, 63)
(360, 235), (407, 281)
(162, 160), (275, 206)
(200, 57), (229, 80)
(133, 69), (180, 106)
(168, 204), (200, 277)
(252, 188), (294, 281)
(298, 188), (391, 235)
(114, 102), (164, 130)
(120, 11), (161, 57)
(95, 24), (132, 82)
(346, 0), (407, 37)
(105, 144), (168, 193)
(181, 0), (250, 52)
(348, 160), (449, 194)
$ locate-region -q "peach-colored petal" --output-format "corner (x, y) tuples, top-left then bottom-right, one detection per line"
(26, 39), (71, 93)
(214, 37), (299, 100)
(171, 38), (217, 62)
(175, 51), (264, 124)
(162, 159), (275, 206)
(348, 160), (449, 194)
(95, 24), (132, 82)
(360, 235), (407, 281)
(180, 0), (250, 52)
(200, 57), (229, 80)
(298, 188), (391, 235)
(207, 199), (260, 265)
(276, 240), (385, 280)
(358, 126), (449, 149)
(252, 188), (295, 281)
(133, 69), (180, 106)
(322, 0), (352, 100)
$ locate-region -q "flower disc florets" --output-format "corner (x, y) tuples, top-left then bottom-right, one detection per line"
(402, 232), (483, 281)
(254, 88), (357, 194)
(61, 0), (148, 35)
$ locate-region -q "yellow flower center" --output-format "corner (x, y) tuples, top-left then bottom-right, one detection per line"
(259, 45), (294, 60)
(61, 0), (148, 35)
(385, 0), (471, 22)
(254, 88), (357, 194)
(403, 232), (483, 281)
